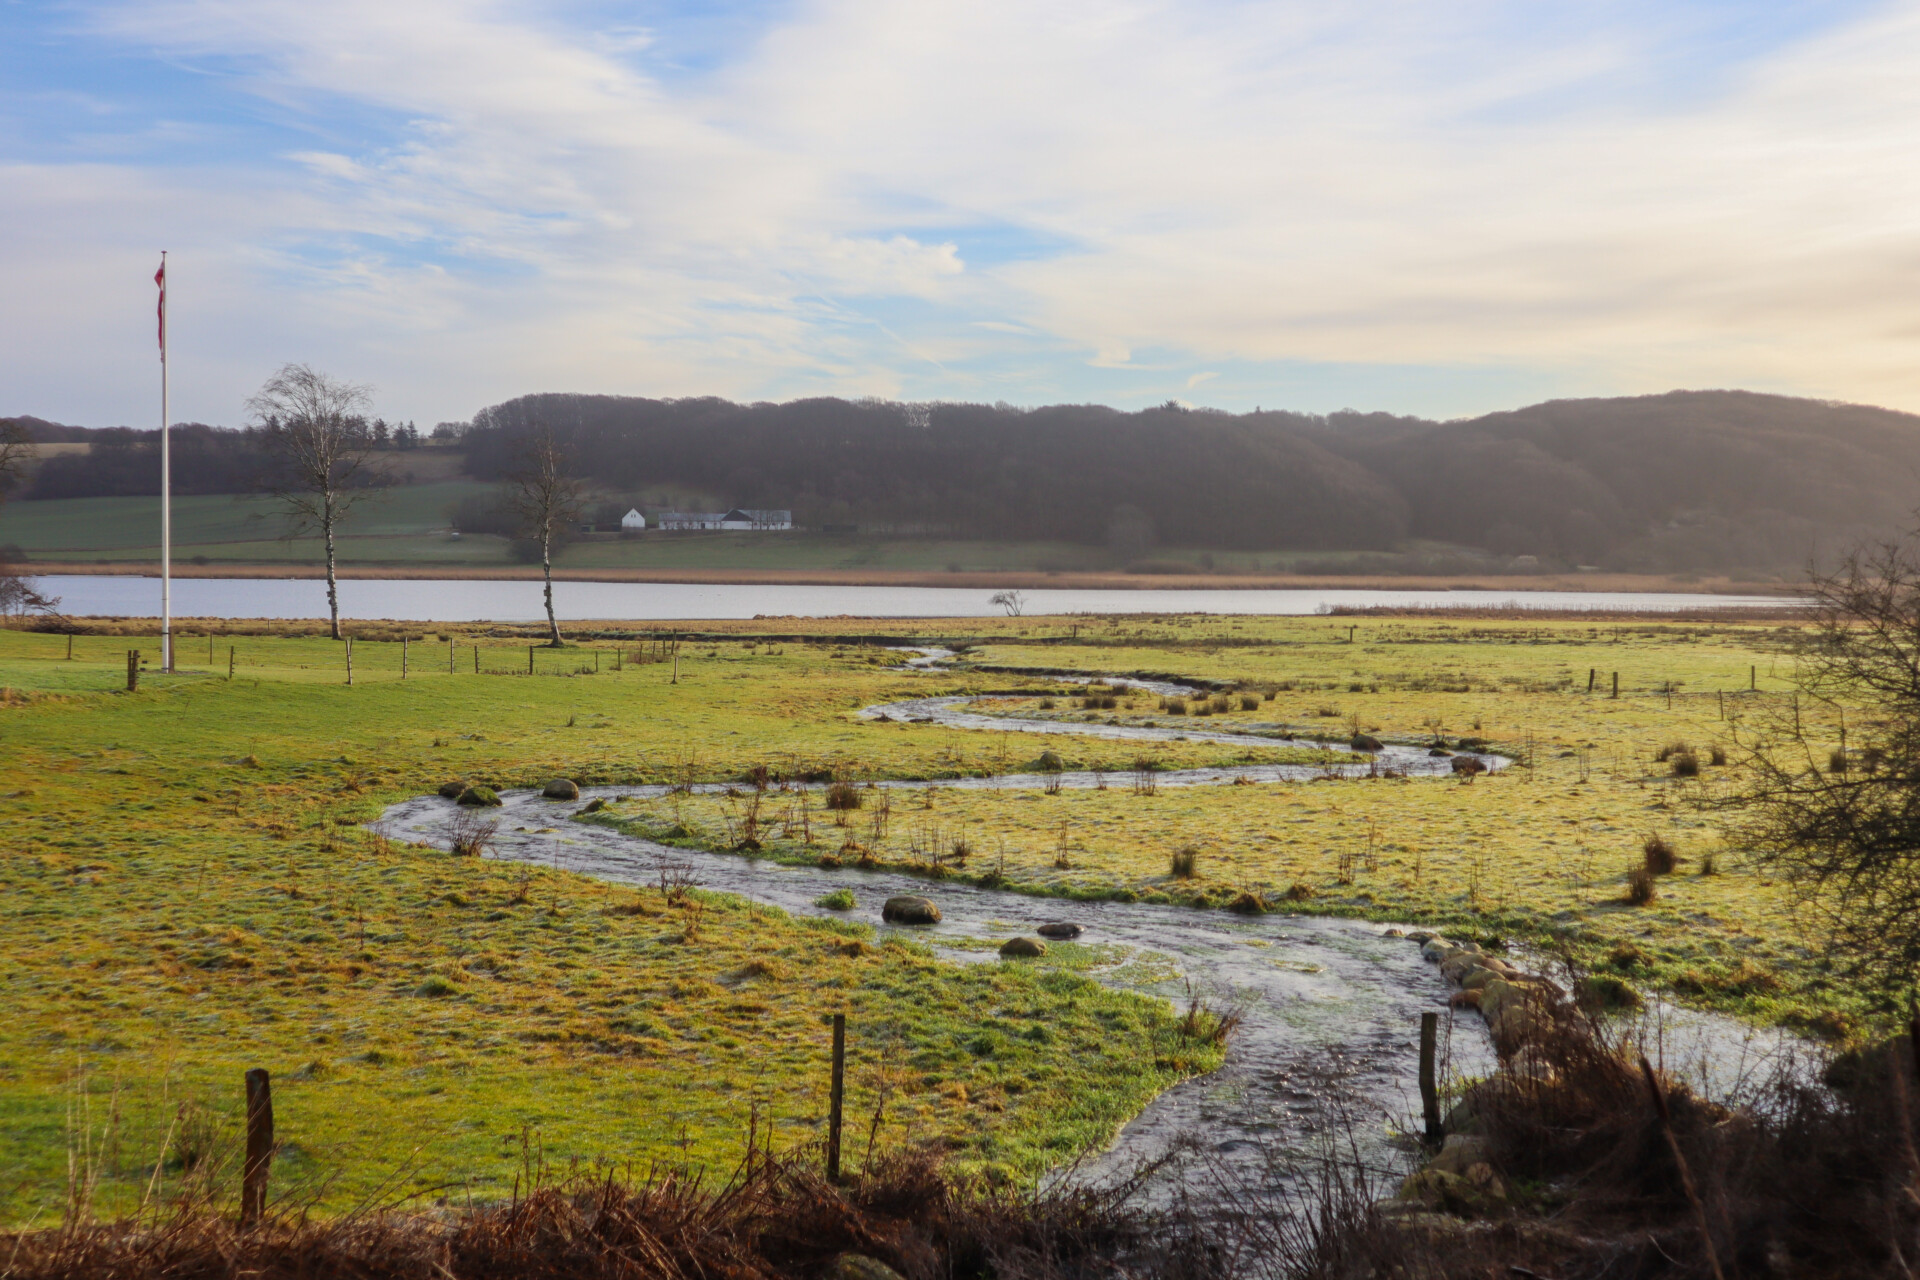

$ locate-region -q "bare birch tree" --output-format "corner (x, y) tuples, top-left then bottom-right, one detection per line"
(248, 365), (384, 641)
(507, 423), (583, 646)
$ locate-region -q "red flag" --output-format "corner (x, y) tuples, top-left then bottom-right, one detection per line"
(155, 258), (166, 358)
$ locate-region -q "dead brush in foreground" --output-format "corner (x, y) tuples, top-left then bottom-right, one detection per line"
(0, 1149), (1150, 1280)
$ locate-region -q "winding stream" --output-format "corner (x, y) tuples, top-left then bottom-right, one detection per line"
(375, 657), (1800, 1197)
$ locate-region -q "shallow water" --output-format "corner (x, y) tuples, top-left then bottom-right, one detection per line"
(378, 783), (1495, 1193)
(373, 663), (1803, 1196)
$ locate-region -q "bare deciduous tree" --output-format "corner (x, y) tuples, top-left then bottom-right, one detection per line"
(507, 424), (583, 646)
(248, 365), (386, 641)
(1727, 534), (1920, 1004)
(990, 590), (1025, 617)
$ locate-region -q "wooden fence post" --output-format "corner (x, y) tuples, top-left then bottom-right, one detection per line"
(241, 1067), (274, 1227)
(827, 1013), (846, 1181)
(529, 645), (535, 676)
(1750, 664), (1756, 691)
(449, 637), (455, 674)
(474, 645), (479, 674)
(66, 634), (73, 661)
(1587, 668), (1595, 693)
(402, 636), (409, 679)
(208, 633), (214, 664)
(228, 646), (235, 680)
(345, 636), (354, 686)
(1419, 1011), (1442, 1145)
(126, 649), (139, 692)
(1611, 671), (1619, 699)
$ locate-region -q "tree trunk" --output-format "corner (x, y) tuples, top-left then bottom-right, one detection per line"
(323, 491), (341, 641)
(542, 526), (562, 646)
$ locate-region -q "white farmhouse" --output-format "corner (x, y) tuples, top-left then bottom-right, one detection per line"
(620, 508), (647, 531)
(655, 508), (792, 531)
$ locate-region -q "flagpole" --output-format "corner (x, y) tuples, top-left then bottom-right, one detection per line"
(160, 251), (172, 673)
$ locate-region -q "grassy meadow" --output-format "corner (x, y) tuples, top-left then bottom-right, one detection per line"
(0, 608), (1861, 1228)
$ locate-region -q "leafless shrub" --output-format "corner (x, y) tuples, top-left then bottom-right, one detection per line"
(447, 810), (497, 858)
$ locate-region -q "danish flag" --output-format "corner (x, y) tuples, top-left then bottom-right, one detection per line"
(155, 258), (166, 358)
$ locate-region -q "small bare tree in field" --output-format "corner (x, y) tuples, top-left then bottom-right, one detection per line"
(508, 423), (583, 647)
(990, 589), (1025, 617)
(248, 365), (385, 641)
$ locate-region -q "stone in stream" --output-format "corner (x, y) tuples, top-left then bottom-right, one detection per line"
(456, 785), (502, 807)
(1037, 922), (1083, 940)
(999, 936), (1047, 958)
(1349, 733), (1384, 752)
(881, 895), (941, 925)
(1451, 756), (1487, 776)
(437, 780), (469, 799)
(542, 777), (581, 800)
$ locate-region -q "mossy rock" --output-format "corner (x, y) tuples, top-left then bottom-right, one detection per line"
(1349, 733), (1384, 752)
(542, 777), (580, 800)
(1226, 891), (1269, 914)
(881, 895), (941, 925)
(1031, 750), (1067, 772)
(998, 936), (1047, 958)
(438, 780), (469, 799)
(1037, 922), (1083, 940)
(579, 797), (608, 813)
(456, 785), (502, 807)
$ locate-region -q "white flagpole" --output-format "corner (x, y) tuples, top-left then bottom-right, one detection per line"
(160, 251), (172, 672)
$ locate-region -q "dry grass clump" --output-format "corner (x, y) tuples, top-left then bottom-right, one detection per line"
(1642, 832), (1679, 875)
(1625, 864), (1658, 906)
(1169, 846), (1200, 879)
(824, 781), (863, 811)
(1669, 751), (1700, 777)
(0, 1151), (1147, 1280)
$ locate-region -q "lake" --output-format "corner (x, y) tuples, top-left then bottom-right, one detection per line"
(27, 575), (1796, 621)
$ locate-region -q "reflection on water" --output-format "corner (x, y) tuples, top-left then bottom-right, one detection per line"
(36, 574), (1795, 621)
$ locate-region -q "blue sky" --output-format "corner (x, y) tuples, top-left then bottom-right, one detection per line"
(4, 0), (1917, 427)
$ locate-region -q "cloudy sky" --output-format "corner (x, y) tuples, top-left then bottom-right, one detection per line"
(6, 0), (1920, 427)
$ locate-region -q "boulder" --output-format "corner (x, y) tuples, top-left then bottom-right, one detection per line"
(542, 777), (581, 800)
(1427, 1134), (1492, 1176)
(1037, 922), (1083, 940)
(1349, 733), (1384, 752)
(1421, 937), (1453, 962)
(438, 780), (469, 799)
(456, 785), (502, 807)
(1226, 891), (1269, 914)
(882, 895), (941, 925)
(999, 936), (1047, 958)
(1033, 750), (1067, 772)
(1428, 747), (1453, 757)
(1451, 756), (1487, 776)
(1406, 930), (1436, 944)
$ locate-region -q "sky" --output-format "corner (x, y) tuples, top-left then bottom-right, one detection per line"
(5, 0), (1920, 428)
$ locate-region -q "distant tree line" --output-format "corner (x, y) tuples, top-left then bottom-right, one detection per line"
(13, 388), (1920, 573)
(9, 419), (421, 501)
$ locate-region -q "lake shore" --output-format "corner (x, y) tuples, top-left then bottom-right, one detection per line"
(19, 560), (1797, 595)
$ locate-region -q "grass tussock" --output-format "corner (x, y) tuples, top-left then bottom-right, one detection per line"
(1169, 846), (1200, 879)
(1642, 832), (1679, 875)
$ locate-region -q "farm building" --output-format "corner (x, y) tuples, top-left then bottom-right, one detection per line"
(655, 508), (792, 531)
(620, 508), (647, 531)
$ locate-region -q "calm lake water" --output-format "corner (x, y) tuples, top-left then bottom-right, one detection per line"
(32, 575), (1794, 621)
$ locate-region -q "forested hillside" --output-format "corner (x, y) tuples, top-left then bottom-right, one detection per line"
(13, 389), (1920, 573)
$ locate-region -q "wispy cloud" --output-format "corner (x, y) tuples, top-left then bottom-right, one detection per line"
(2, 0), (1916, 425)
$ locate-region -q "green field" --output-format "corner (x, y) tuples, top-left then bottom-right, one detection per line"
(0, 488), (1494, 574)
(0, 611), (1869, 1227)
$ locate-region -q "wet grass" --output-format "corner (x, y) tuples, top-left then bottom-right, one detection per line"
(0, 628), (1231, 1226)
(0, 610), (1872, 1226)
